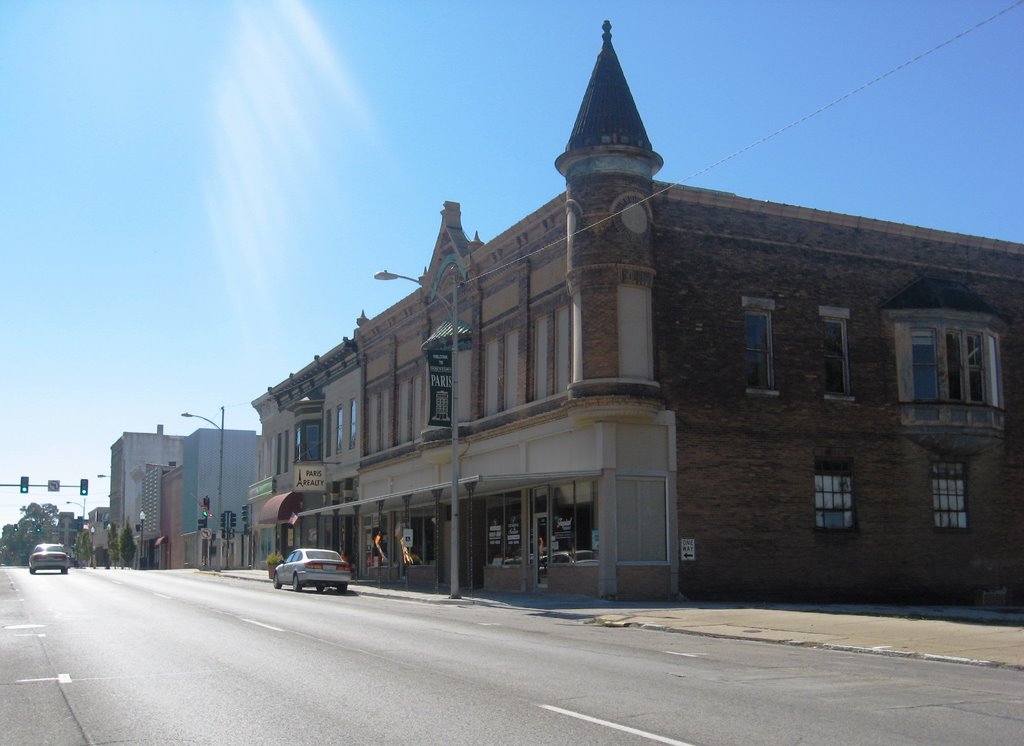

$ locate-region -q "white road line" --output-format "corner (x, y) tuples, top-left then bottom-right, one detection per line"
(152, 593), (172, 599)
(241, 619), (284, 632)
(4, 624), (45, 630)
(664, 651), (703, 658)
(539, 704), (697, 746)
(16, 674), (72, 684)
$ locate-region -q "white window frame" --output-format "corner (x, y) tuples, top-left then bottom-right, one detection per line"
(743, 297), (776, 394)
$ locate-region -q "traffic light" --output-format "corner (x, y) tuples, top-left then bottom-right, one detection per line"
(219, 511), (227, 534)
(198, 497), (210, 529)
(241, 504), (250, 531)
(80, 478), (89, 496)
(229, 511), (237, 530)
(20, 476), (29, 493)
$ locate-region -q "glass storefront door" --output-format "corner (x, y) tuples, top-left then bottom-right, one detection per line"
(533, 488), (549, 587)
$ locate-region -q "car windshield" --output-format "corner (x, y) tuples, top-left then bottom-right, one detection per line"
(34, 544), (65, 553)
(306, 550), (342, 561)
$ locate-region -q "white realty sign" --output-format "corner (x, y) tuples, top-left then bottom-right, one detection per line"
(294, 464), (326, 492)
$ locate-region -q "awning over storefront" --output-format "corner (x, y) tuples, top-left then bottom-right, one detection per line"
(294, 470), (602, 520)
(256, 491), (302, 525)
(422, 318), (473, 351)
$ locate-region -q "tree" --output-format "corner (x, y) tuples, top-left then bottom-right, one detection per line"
(1, 503), (60, 565)
(120, 523), (136, 568)
(108, 522), (121, 568)
(75, 530), (94, 567)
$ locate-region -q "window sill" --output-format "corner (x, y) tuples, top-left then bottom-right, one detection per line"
(824, 393), (855, 402)
(746, 387), (780, 397)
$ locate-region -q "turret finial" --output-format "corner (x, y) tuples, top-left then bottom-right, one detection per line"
(602, 20), (611, 45)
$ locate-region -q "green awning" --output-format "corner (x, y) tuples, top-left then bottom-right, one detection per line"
(422, 318), (473, 351)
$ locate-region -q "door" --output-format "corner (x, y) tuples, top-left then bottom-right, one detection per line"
(533, 488), (549, 588)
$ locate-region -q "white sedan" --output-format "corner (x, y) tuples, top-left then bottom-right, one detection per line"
(29, 544), (71, 574)
(273, 548), (352, 594)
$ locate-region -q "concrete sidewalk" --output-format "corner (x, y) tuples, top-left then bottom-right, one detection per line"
(204, 568), (1024, 670)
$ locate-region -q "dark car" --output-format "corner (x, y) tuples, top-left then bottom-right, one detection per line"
(273, 548), (352, 593)
(29, 544), (71, 574)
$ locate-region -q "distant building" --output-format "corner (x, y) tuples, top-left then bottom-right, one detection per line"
(108, 425), (184, 534)
(253, 21), (1022, 603)
(180, 427), (257, 569)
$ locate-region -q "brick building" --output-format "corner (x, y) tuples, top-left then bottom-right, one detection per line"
(266, 21), (1021, 603)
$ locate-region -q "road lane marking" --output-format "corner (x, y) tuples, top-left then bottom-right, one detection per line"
(241, 619), (284, 632)
(664, 651), (703, 658)
(153, 593), (172, 599)
(539, 705), (697, 746)
(16, 674), (72, 684)
(4, 624), (45, 629)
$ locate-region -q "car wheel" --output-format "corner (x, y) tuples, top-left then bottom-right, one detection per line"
(29, 568), (36, 575)
(315, 585), (325, 593)
(336, 583), (348, 594)
(292, 573), (302, 592)
(273, 571), (282, 589)
(61, 568), (68, 574)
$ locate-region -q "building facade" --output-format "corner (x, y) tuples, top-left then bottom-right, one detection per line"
(180, 427), (257, 569)
(254, 22), (1022, 603)
(108, 425), (185, 538)
(250, 338), (361, 568)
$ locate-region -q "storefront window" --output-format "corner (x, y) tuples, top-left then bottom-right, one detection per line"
(407, 511), (436, 565)
(486, 492), (522, 567)
(550, 480), (598, 565)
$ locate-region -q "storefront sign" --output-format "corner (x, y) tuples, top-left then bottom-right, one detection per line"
(426, 349), (453, 427)
(294, 464), (326, 492)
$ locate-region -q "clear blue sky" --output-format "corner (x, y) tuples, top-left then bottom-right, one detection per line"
(2, 1), (1021, 528)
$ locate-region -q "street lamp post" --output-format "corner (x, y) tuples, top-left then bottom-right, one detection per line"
(139, 510), (145, 570)
(182, 407), (225, 571)
(375, 268), (463, 599)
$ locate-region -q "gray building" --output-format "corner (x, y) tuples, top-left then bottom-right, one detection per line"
(108, 425), (185, 535)
(181, 427), (257, 569)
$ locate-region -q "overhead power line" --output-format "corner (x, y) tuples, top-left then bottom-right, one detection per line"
(471, 0), (1022, 286)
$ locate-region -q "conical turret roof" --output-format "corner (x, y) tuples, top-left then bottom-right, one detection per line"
(563, 20), (654, 153)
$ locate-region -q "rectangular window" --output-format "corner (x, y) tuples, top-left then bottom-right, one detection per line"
(932, 462), (967, 529)
(966, 333), (984, 402)
(485, 339), (500, 416)
(946, 330), (964, 400)
(822, 317), (850, 395)
(348, 399), (357, 450)
(367, 395), (378, 454)
(380, 390), (390, 451)
(295, 422), (321, 462)
(486, 493), (523, 567)
(336, 405), (345, 453)
(534, 316), (549, 401)
(505, 331), (519, 410)
(550, 480), (597, 565)
(324, 409), (332, 459)
(556, 306), (570, 393)
(413, 373), (423, 439)
(616, 478), (667, 562)
(399, 380), (411, 444)
(745, 312), (773, 389)
(911, 330), (938, 400)
(814, 459), (855, 529)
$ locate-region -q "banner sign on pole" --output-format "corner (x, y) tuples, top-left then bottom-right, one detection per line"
(426, 348), (453, 427)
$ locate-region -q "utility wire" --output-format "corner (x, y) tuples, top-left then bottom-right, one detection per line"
(470, 0), (1023, 287)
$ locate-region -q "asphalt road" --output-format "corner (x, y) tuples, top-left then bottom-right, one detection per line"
(3, 567), (1022, 745)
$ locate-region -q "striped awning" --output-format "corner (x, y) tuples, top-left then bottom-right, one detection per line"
(421, 318), (473, 351)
